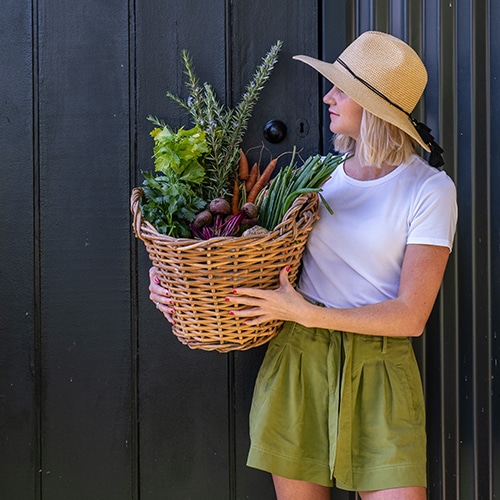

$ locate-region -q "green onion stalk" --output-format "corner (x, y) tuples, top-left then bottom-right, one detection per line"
(257, 150), (347, 231)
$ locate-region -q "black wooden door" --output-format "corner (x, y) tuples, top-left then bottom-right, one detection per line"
(0, 0), (323, 499)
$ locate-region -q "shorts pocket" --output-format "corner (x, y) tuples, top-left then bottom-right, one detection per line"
(385, 359), (424, 425)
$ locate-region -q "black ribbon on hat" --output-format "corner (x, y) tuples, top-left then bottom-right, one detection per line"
(336, 58), (445, 169)
(410, 119), (444, 168)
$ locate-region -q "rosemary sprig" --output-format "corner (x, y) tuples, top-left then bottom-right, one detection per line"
(165, 41), (283, 201)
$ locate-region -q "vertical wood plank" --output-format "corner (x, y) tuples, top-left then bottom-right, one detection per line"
(487, 2), (500, 497)
(228, 2), (322, 498)
(134, 1), (231, 498)
(37, 0), (133, 497)
(0, 0), (36, 497)
(229, 1), (322, 163)
(321, 0), (348, 155)
(490, 0), (500, 496)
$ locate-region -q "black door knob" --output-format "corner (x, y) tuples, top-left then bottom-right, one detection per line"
(263, 120), (287, 144)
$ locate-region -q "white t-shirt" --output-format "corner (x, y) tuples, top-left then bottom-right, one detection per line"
(297, 154), (458, 309)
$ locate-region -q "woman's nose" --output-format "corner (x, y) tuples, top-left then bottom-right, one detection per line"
(323, 86), (336, 104)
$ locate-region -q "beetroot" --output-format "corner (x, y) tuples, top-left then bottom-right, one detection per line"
(191, 197), (259, 239)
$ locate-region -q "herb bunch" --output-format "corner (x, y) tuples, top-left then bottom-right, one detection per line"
(166, 40), (283, 201)
(140, 123), (208, 237)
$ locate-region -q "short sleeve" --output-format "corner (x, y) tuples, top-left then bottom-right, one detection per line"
(407, 171), (458, 251)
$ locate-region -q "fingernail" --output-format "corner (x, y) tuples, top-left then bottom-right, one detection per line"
(285, 266), (291, 272)
(229, 311), (234, 316)
(154, 277), (160, 284)
(168, 299), (173, 305)
(224, 297), (230, 302)
(232, 289), (237, 294)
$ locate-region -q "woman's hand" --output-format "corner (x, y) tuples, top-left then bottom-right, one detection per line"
(148, 267), (175, 324)
(226, 266), (313, 326)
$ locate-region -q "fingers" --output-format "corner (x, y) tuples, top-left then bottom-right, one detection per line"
(149, 280), (167, 297)
(226, 289), (273, 324)
(149, 266), (163, 287)
(231, 308), (269, 324)
(149, 266), (157, 281)
(148, 266), (175, 324)
(147, 264), (291, 327)
(156, 303), (175, 324)
(235, 315), (268, 326)
(148, 271), (169, 300)
(151, 293), (175, 324)
(148, 266), (168, 294)
(278, 265), (292, 288)
(229, 265), (291, 300)
(149, 288), (175, 321)
(225, 265), (297, 324)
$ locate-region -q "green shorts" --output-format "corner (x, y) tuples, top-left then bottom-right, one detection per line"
(247, 322), (426, 491)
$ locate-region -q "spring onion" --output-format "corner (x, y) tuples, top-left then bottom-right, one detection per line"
(257, 149), (347, 231)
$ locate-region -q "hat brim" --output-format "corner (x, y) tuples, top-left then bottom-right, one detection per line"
(293, 54), (430, 152)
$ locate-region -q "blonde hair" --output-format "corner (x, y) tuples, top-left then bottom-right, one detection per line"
(333, 110), (418, 167)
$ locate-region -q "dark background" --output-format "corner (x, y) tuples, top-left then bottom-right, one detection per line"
(1, 1), (499, 499)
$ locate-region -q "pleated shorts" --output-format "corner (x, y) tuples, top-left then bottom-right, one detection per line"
(246, 321), (427, 492)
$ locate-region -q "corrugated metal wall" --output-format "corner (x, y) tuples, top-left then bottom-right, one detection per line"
(323, 1), (498, 499)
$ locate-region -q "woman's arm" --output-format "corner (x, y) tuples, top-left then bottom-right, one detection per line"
(227, 244), (451, 337)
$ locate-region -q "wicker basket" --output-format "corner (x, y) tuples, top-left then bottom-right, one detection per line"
(130, 187), (319, 352)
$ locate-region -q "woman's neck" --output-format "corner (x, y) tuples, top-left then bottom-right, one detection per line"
(343, 147), (398, 181)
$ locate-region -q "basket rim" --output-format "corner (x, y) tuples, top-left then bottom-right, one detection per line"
(130, 187), (318, 248)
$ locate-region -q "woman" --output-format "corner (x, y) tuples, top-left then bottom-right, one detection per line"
(150, 32), (457, 499)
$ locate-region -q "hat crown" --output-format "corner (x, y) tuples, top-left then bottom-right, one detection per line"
(339, 31), (427, 114)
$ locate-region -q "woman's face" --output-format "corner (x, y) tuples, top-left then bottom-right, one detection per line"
(323, 85), (363, 139)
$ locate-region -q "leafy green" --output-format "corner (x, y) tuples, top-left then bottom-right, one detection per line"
(149, 118), (207, 183)
(140, 123), (208, 237)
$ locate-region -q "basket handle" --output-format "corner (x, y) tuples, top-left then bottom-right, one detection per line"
(130, 187), (147, 242)
(275, 192), (318, 239)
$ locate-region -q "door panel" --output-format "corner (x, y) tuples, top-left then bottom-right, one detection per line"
(134, 2), (232, 499)
(36, 0), (133, 498)
(0, 1), (36, 498)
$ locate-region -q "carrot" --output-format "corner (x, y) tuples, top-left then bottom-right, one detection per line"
(246, 157), (278, 203)
(231, 179), (240, 214)
(245, 162), (259, 192)
(238, 148), (249, 181)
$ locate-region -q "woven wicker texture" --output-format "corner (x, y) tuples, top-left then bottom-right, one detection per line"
(130, 187), (319, 352)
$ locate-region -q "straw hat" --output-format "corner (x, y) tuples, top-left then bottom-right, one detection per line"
(294, 31), (444, 166)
